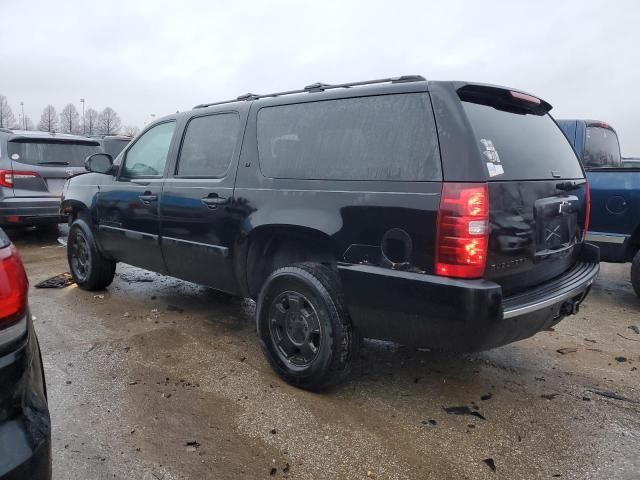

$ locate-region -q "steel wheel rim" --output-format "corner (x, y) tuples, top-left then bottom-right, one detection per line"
(268, 291), (322, 368)
(70, 230), (90, 281)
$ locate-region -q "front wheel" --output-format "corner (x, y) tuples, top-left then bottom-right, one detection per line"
(256, 262), (358, 391)
(631, 250), (640, 297)
(67, 219), (116, 290)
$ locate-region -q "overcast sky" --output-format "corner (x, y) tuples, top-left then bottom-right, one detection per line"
(1, 0), (638, 154)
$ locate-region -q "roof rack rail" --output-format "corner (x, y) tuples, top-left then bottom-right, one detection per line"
(193, 75), (426, 109)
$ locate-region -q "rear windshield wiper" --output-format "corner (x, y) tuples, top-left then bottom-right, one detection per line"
(37, 161), (69, 165)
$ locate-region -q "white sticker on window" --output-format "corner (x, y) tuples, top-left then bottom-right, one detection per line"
(486, 162), (504, 177)
(480, 138), (501, 164)
(10, 153), (20, 160)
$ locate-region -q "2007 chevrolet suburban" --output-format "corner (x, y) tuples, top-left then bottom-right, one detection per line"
(61, 76), (599, 390)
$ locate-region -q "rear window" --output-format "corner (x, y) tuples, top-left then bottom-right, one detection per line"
(583, 127), (621, 168)
(461, 102), (583, 180)
(7, 140), (100, 167)
(257, 93), (441, 181)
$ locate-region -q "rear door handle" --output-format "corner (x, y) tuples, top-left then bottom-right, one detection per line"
(139, 193), (158, 205)
(201, 194), (227, 209)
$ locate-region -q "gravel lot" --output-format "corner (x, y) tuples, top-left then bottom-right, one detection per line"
(11, 226), (640, 480)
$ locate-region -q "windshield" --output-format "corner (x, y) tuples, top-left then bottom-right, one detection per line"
(7, 140), (101, 167)
(583, 127), (621, 168)
(461, 101), (583, 180)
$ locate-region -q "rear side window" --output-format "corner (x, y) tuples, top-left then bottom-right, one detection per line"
(257, 93), (441, 181)
(177, 113), (240, 177)
(7, 141), (100, 167)
(462, 102), (583, 180)
(583, 127), (621, 168)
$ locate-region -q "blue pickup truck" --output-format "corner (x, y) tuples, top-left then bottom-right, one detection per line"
(558, 119), (640, 296)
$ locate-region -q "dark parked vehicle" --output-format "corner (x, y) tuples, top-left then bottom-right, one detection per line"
(0, 229), (51, 479)
(558, 120), (640, 296)
(62, 76), (599, 389)
(98, 135), (132, 159)
(0, 129), (101, 226)
(622, 157), (640, 168)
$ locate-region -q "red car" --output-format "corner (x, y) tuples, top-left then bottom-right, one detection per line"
(0, 228), (51, 479)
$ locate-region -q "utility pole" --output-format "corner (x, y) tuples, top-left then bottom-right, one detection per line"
(80, 98), (85, 135)
(20, 102), (25, 129)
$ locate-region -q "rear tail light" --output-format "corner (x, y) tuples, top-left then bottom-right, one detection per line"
(583, 183), (591, 241)
(435, 182), (489, 279)
(0, 170), (40, 188)
(0, 244), (28, 328)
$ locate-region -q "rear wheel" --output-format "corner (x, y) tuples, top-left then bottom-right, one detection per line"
(67, 219), (116, 290)
(257, 262), (358, 391)
(631, 250), (640, 297)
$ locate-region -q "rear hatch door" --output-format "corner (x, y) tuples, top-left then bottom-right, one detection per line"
(458, 85), (588, 296)
(7, 136), (100, 197)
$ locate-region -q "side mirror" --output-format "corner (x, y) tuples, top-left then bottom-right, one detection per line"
(85, 153), (113, 174)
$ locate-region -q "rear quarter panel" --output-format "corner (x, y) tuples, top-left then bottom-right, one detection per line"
(234, 90), (443, 293)
(586, 170), (640, 235)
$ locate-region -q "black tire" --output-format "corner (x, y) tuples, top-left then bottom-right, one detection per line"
(67, 219), (116, 290)
(256, 262), (358, 391)
(631, 250), (640, 298)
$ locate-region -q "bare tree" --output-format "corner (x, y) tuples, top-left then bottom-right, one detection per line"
(97, 107), (121, 135)
(84, 108), (99, 135)
(59, 104), (81, 134)
(122, 125), (140, 137)
(0, 95), (16, 129)
(37, 105), (58, 132)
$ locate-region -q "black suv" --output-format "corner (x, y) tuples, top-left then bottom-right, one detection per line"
(61, 76), (599, 390)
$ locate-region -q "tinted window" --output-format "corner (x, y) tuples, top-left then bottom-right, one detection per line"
(7, 141), (100, 167)
(257, 94), (441, 181)
(583, 127), (621, 168)
(177, 113), (240, 177)
(122, 122), (175, 178)
(462, 102), (583, 180)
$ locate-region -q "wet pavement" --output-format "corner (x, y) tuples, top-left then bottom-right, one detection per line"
(10, 226), (640, 479)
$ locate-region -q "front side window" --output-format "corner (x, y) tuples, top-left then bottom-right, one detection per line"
(257, 93), (441, 181)
(121, 122), (176, 178)
(583, 126), (621, 168)
(177, 113), (240, 177)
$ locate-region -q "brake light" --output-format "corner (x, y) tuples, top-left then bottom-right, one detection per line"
(0, 170), (40, 188)
(509, 91), (541, 105)
(583, 183), (590, 241)
(435, 182), (489, 279)
(0, 244), (28, 328)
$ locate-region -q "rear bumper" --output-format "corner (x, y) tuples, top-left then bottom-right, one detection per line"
(0, 316), (51, 480)
(0, 197), (64, 225)
(338, 244), (600, 351)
